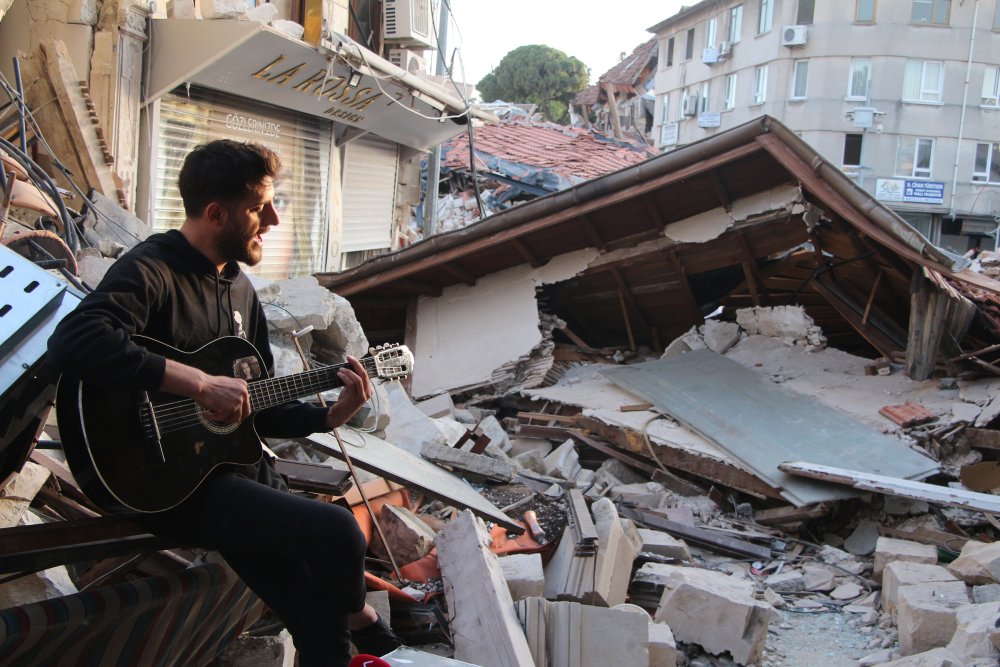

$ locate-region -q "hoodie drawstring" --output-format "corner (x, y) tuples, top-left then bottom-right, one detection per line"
(213, 273), (223, 338)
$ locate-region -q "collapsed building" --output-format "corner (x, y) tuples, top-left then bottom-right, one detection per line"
(5, 101), (1000, 667)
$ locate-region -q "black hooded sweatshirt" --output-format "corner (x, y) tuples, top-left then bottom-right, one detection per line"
(47, 229), (329, 487)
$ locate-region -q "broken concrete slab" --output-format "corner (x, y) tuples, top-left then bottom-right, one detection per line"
(883, 562), (960, 617)
(945, 602), (1000, 663)
(543, 525), (597, 603)
(543, 439), (582, 480)
(765, 570), (805, 594)
(896, 580), (971, 655)
(845, 519), (881, 556)
(610, 482), (669, 508)
(875, 536), (938, 578)
(800, 563), (838, 592)
(647, 621), (678, 667)
(499, 553), (545, 602)
(478, 415), (512, 453)
(512, 449), (546, 475)
(700, 319), (741, 355)
(637, 528), (691, 562)
(421, 442), (516, 483)
(383, 382), (448, 455)
(435, 510), (534, 667)
(415, 393), (456, 419)
(368, 505), (438, 567)
(650, 564), (771, 665)
(509, 437), (553, 459)
(592, 497), (640, 608)
(948, 540), (1000, 585)
(735, 305), (826, 349)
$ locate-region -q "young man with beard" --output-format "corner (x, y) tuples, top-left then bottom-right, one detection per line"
(47, 140), (400, 665)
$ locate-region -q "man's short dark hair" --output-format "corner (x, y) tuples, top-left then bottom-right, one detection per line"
(178, 140), (281, 217)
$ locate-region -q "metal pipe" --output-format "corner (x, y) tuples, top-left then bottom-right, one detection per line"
(421, 0), (451, 238)
(12, 57), (26, 155)
(949, 0), (979, 219)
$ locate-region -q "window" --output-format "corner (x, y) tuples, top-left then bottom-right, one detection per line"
(903, 60), (944, 103)
(856, 0), (876, 22)
(791, 60), (809, 99)
(912, 0), (950, 25)
(896, 137), (935, 178)
(685, 28), (695, 60)
(729, 5), (744, 43)
(843, 133), (864, 168)
(700, 81), (711, 113)
(665, 37), (675, 68)
(848, 59), (870, 99)
(983, 67), (1000, 106)
(660, 94), (670, 123)
(974, 143), (1000, 183)
(753, 65), (768, 104)
(797, 0), (816, 24)
(706, 17), (718, 47)
(758, 0), (774, 34)
(724, 74), (738, 110)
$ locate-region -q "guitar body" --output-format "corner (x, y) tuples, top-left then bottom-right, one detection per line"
(57, 336), (266, 513)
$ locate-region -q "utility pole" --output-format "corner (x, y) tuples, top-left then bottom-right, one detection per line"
(421, 0), (450, 238)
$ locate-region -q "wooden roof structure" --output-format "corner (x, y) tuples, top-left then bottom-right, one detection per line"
(318, 116), (1000, 376)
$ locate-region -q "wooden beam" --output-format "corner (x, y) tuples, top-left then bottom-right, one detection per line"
(611, 268), (652, 350)
(811, 275), (902, 357)
(441, 262), (477, 286)
(708, 169), (732, 211)
(603, 84), (623, 140)
(618, 506), (772, 560)
(327, 142), (764, 295)
(642, 195), (663, 230)
(906, 270), (951, 381)
(616, 284), (636, 352)
(736, 234), (769, 306)
(510, 238), (544, 268)
(861, 269), (883, 327)
(393, 278), (442, 297)
(667, 251), (704, 325)
(580, 213), (607, 250)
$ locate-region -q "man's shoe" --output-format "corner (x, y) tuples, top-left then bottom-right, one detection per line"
(351, 614), (403, 657)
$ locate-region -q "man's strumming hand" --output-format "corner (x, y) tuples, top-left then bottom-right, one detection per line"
(325, 355), (372, 430)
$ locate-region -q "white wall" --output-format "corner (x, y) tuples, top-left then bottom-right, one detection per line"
(411, 249), (597, 397)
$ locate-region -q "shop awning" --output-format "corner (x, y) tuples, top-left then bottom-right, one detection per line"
(145, 19), (487, 151)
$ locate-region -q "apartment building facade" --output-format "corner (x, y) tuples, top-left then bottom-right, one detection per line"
(649, 0), (1000, 254)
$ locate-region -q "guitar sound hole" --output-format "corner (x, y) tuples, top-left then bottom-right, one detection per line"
(197, 410), (242, 435)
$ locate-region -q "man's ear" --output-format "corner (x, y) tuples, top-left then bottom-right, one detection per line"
(204, 201), (227, 226)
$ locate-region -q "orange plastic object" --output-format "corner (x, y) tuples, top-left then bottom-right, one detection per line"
(364, 571), (420, 604)
(398, 550), (441, 583)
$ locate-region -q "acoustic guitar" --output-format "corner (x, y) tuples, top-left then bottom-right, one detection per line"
(56, 335), (413, 513)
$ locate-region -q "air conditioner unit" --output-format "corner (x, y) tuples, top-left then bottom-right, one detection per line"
(388, 48), (429, 74)
(782, 25), (808, 47)
(681, 94), (699, 117)
(702, 47), (720, 64)
(384, 0), (437, 49)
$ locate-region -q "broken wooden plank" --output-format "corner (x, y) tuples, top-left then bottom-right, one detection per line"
(753, 503), (831, 526)
(780, 461), (1000, 514)
(618, 506), (771, 560)
(880, 526), (969, 554)
(966, 427), (1000, 451)
(603, 351), (939, 507)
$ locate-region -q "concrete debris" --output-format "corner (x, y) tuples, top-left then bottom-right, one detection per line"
(948, 540), (1000, 585)
(647, 620), (678, 667)
(610, 481), (668, 508)
(800, 563), (838, 592)
(384, 381), (449, 455)
(875, 536), (939, 578)
(882, 562), (960, 617)
(543, 439), (582, 480)
(944, 601), (1000, 662)
(895, 580), (971, 655)
(421, 442), (516, 483)
(763, 570), (805, 593)
(499, 554), (545, 602)
(199, 0), (247, 19)
(845, 519), (882, 556)
(637, 528), (691, 562)
(214, 629), (296, 667)
(734, 305), (827, 350)
(875, 647), (964, 666)
(830, 582), (864, 600)
(368, 505), (438, 566)
(592, 498), (641, 607)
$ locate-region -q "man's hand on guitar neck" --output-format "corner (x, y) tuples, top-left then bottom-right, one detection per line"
(160, 358), (252, 425)
(324, 356), (372, 430)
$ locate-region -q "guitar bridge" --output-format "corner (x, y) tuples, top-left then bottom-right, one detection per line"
(139, 391), (167, 464)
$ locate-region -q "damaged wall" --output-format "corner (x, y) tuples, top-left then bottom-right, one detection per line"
(412, 249), (598, 397)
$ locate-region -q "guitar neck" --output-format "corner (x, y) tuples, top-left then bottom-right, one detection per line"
(247, 361), (374, 412)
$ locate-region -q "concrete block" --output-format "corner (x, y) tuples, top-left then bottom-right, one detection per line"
(200, 0), (246, 18)
(592, 498), (639, 607)
(652, 565), (771, 665)
(647, 621), (678, 667)
(736, 305), (826, 348)
(512, 449), (546, 475)
(257, 276), (340, 334)
(764, 570), (805, 593)
(599, 458), (648, 485)
(436, 511), (534, 667)
(542, 439), (581, 480)
(509, 437), (552, 459)
(610, 482), (668, 508)
(800, 563), (837, 592)
(700, 319), (741, 355)
(973, 584), (1000, 604)
(214, 629), (296, 667)
(384, 382), (447, 455)
(883, 562), (959, 617)
(421, 442), (516, 482)
(948, 540), (1000, 585)
(637, 528), (691, 562)
(844, 519), (881, 556)
(479, 415), (512, 452)
(499, 553), (545, 602)
(896, 580), (971, 655)
(945, 602), (1000, 663)
(307, 291), (369, 362)
(414, 393), (455, 419)
(547, 600), (649, 667)
(543, 525), (597, 602)
(876, 648), (963, 667)
(368, 505), (438, 566)
(875, 536), (938, 579)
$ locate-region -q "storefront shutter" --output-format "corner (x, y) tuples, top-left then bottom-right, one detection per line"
(154, 87), (332, 280)
(341, 134), (399, 253)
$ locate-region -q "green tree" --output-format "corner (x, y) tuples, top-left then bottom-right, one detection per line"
(477, 45), (589, 123)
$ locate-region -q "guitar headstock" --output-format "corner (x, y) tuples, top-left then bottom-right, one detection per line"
(369, 344), (414, 381)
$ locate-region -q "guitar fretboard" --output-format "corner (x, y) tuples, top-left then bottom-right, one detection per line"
(247, 359), (378, 412)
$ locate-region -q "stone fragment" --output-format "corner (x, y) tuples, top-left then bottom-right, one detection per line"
(875, 536), (938, 579)
(414, 393), (455, 419)
(499, 554), (545, 602)
(735, 305), (826, 349)
(307, 291), (369, 362)
(883, 562), (960, 617)
(245, 2), (278, 23)
(592, 498), (640, 607)
(876, 648), (962, 666)
(884, 496), (930, 516)
(857, 648), (894, 666)
(945, 602), (1000, 663)
(478, 415), (512, 453)
(436, 511), (534, 666)
(610, 482), (668, 508)
(948, 540), (1000, 585)
(509, 437), (552, 459)
(800, 563), (837, 592)
(512, 449), (546, 475)
(368, 505), (438, 566)
(199, 0), (247, 18)
(647, 621), (678, 667)
(421, 442), (516, 482)
(542, 439), (581, 480)
(763, 588), (785, 608)
(972, 583), (1000, 604)
(845, 519), (881, 556)
(652, 565), (771, 665)
(896, 580), (971, 655)
(764, 570), (804, 593)
(384, 382), (447, 455)
(700, 319), (741, 355)
(214, 629), (296, 667)
(598, 458), (648, 486)
(637, 528), (691, 562)
(830, 582), (863, 600)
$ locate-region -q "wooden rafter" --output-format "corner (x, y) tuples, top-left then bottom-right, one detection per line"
(510, 238), (544, 268)
(667, 251), (704, 325)
(393, 278), (442, 297)
(709, 169), (732, 211)
(611, 268), (653, 351)
(736, 233), (769, 306)
(642, 195), (663, 230)
(441, 262), (477, 286)
(580, 213), (607, 250)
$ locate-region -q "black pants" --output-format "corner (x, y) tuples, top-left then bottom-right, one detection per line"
(136, 472), (368, 667)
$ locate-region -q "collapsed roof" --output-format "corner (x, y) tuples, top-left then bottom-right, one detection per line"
(318, 116), (1000, 380)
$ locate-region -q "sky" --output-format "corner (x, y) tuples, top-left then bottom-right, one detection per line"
(443, 0), (688, 87)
